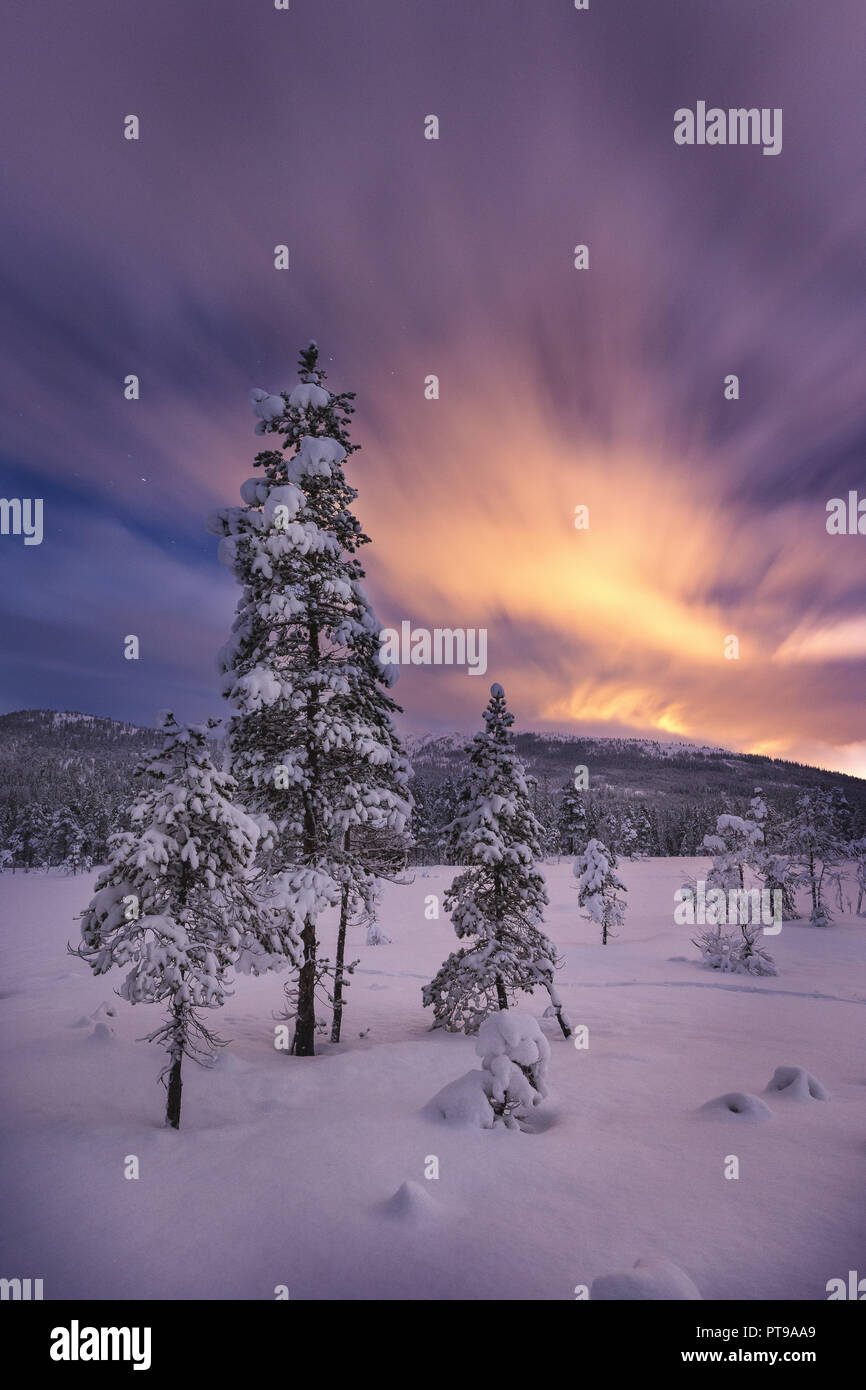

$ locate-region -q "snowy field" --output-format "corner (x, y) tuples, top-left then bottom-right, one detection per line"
(1, 858), (864, 1301)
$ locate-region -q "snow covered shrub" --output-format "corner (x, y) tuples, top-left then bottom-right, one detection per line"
(573, 837), (626, 943)
(476, 1010), (550, 1129)
(692, 923), (732, 971)
(423, 685), (570, 1037)
(692, 923), (778, 977)
(428, 1010), (551, 1131)
(731, 923), (778, 976)
(75, 715), (284, 1128)
(365, 916), (391, 946)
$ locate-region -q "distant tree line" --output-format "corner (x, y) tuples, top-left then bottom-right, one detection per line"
(405, 772), (866, 868)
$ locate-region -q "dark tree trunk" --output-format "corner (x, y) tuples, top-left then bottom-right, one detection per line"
(493, 872), (508, 1011)
(330, 888), (350, 1044)
(291, 620), (322, 1057)
(292, 918), (318, 1055)
(330, 832), (352, 1044)
(552, 1004), (572, 1039)
(166, 1052), (182, 1129)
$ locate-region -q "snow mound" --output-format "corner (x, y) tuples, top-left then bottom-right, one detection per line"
(592, 1256), (702, 1301)
(77, 1002), (117, 1041)
(700, 1092), (772, 1122)
(381, 1180), (438, 1222)
(209, 1050), (244, 1073)
(86, 1021), (115, 1045)
(426, 1070), (494, 1129)
(766, 1066), (830, 1102)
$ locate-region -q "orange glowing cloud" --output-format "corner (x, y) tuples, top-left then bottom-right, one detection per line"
(354, 352), (866, 772)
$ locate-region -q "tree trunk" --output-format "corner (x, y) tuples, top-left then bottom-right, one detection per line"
(331, 832), (352, 1044)
(292, 917), (318, 1055)
(545, 983), (572, 1038)
(554, 1007), (572, 1038)
(292, 619), (322, 1057)
(493, 872), (508, 1011)
(165, 1051), (183, 1130)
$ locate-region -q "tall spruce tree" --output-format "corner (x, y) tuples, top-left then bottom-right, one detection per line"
(209, 342), (412, 1055)
(75, 715), (281, 1128)
(423, 684), (570, 1037)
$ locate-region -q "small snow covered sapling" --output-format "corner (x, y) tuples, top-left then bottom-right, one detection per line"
(733, 923), (778, 976)
(573, 837), (626, 943)
(364, 897), (391, 947)
(75, 714), (281, 1129)
(476, 1011), (550, 1129)
(692, 922), (778, 977)
(692, 923), (732, 971)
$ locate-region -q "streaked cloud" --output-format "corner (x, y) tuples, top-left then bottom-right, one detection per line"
(1, 0), (864, 774)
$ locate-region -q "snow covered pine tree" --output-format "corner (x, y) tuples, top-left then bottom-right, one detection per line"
(784, 788), (845, 927)
(558, 777), (588, 856)
(423, 684), (571, 1037)
(75, 714), (283, 1128)
(749, 788), (798, 920)
(209, 342), (412, 1055)
(702, 807), (764, 893)
(573, 837), (627, 944)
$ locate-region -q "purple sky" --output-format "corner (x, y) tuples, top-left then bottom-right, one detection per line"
(1, 0), (865, 770)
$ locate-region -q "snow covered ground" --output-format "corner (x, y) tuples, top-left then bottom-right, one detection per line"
(1, 858), (864, 1301)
